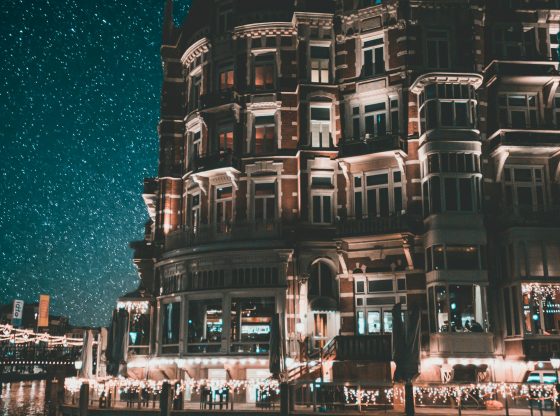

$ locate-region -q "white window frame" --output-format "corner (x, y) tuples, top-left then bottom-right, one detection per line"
(353, 168), (404, 218)
(549, 26), (559, 61)
(310, 174), (334, 224)
(214, 184), (234, 233)
(253, 113), (276, 154)
(310, 43), (331, 84)
(310, 103), (332, 148)
(252, 50), (276, 90)
(189, 191), (201, 234)
(252, 179), (277, 223)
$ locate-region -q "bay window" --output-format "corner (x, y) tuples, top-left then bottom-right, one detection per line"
(254, 182), (276, 223)
(254, 54), (275, 90)
(498, 94), (538, 129)
(362, 37), (384, 77)
(230, 297), (275, 354)
(254, 115), (275, 154)
(310, 45), (330, 83)
(428, 284), (487, 333)
(217, 124), (234, 153)
(310, 106), (332, 148)
(187, 299), (223, 353)
(503, 166), (545, 213)
(215, 185), (233, 234)
(425, 244), (486, 272)
(161, 301), (181, 353)
(522, 284), (560, 336)
(219, 66), (234, 91)
(189, 193), (200, 234)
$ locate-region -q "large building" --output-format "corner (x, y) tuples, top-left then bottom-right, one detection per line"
(120, 0), (560, 392)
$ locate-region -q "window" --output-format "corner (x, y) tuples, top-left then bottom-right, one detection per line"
(426, 30), (449, 69)
(215, 185), (233, 233)
(364, 102), (387, 137)
(254, 115), (275, 154)
(310, 106), (332, 148)
(217, 125), (234, 153)
(219, 67), (234, 91)
(494, 25), (536, 59)
(309, 262), (335, 299)
(189, 74), (202, 111)
(427, 153), (481, 174)
(429, 284), (487, 333)
(254, 54), (275, 90)
(354, 169), (403, 218)
(554, 94), (560, 126)
(128, 306), (150, 353)
(503, 166), (545, 213)
(362, 38), (384, 77)
(187, 299), (222, 353)
(162, 302), (180, 350)
(426, 244), (486, 272)
(498, 94), (538, 128)
(192, 131), (202, 159)
(254, 182), (276, 223)
(550, 27), (559, 61)
(230, 297), (275, 354)
(522, 284), (560, 336)
(418, 84), (476, 133)
(352, 97), (399, 138)
(190, 193), (200, 234)
(312, 195), (332, 224)
(310, 46), (330, 83)
(217, 6), (233, 33)
(517, 241), (560, 278)
(360, 0), (382, 6)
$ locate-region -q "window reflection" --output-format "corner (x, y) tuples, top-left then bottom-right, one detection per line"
(187, 299), (222, 353)
(230, 297), (275, 354)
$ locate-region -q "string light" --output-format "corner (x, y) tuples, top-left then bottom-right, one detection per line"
(0, 324), (83, 346)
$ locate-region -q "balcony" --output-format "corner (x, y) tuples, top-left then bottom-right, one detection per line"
(164, 220), (283, 252)
(336, 214), (421, 238)
(485, 60), (559, 86)
(338, 135), (406, 158)
(429, 333), (494, 357)
(488, 129), (560, 153)
(322, 335), (392, 362)
(190, 150), (241, 173)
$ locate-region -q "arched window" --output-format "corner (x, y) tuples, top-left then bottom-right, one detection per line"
(308, 261), (336, 300)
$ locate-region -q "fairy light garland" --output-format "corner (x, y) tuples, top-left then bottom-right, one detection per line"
(0, 324), (83, 347)
(522, 284), (560, 302)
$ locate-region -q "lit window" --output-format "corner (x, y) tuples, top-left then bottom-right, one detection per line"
(187, 299), (223, 354)
(503, 166), (546, 214)
(521, 284), (560, 336)
(498, 94), (538, 128)
(217, 125), (234, 153)
(426, 30), (449, 69)
(550, 27), (559, 61)
(428, 284), (487, 333)
(254, 115), (275, 154)
(230, 297), (275, 354)
(310, 46), (330, 83)
(190, 193), (200, 234)
(310, 106), (332, 148)
(254, 54), (275, 90)
(362, 38), (384, 77)
(219, 67), (234, 91)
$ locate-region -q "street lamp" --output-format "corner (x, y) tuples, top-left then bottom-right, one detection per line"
(74, 360), (83, 378)
(551, 353), (560, 416)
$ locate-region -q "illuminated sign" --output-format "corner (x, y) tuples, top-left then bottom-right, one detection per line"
(11, 300), (24, 328)
(38, 294), (50, 328)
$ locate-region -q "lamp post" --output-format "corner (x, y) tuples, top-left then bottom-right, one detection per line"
(551, 353), (560, 416)
(74, 360), (83, 378)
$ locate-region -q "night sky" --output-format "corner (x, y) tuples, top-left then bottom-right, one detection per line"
(0, 0), (190, 327)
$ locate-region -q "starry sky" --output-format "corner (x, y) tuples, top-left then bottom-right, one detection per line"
(0, 0), (190, 327)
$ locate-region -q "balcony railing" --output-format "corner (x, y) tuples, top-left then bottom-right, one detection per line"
(322, 335), (392, 362)
(488, 129), (560, 151)
(200, 89), (236, 109)
(336, 214), (421, 237)
(338, 134), (406, 158)
(164, 220), (283, 252)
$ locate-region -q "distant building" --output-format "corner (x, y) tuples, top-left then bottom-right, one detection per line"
(0, 301), (70, 336)
(116, 0), (560, 394)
